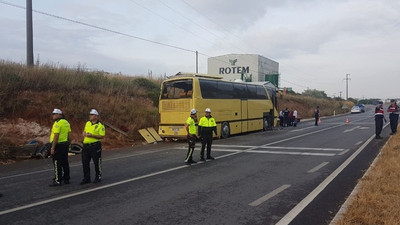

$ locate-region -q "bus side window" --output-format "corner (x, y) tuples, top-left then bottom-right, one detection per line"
(179, 92), (187, 98)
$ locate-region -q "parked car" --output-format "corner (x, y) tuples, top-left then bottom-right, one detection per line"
(356, 104), (365, 112)
(351, 106), (362, 114)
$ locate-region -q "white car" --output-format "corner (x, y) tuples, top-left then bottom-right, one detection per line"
(351, 106), (361, 114)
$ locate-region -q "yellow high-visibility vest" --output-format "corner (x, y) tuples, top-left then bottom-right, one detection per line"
(50, 119), (71, 143)
(83, 121), (105, 144)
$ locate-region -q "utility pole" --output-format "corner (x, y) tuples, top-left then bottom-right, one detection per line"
(195, 51), (198, 73)
(26, 0), (34, 66)
(344, 74), (351, 100)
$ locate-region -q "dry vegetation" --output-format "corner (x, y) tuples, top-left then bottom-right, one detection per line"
(278, 93), (354, 119)
(2, 61), (397, 223)
(0, 60), (162, 156)
(0, 60), (353, 161)
(333, 132), (400, 225)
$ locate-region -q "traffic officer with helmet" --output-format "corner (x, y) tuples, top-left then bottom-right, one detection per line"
(375, 101), (385, 139)
(387, 99), (399, 135)
(184, 108), (198, 165)
(198, 108), (218, 161)
(49, 108), (71, 187)
(80, 109), (105, 184)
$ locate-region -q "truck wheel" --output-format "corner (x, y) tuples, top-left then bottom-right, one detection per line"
(221, 122), (230, 139)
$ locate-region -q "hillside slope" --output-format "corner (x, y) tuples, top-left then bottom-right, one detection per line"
(0, 61), (353, 162)
(0, 62), (161, 159)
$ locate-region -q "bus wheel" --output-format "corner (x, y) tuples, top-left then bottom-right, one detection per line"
(221, 122), (230, 139)
(263, 117), (269, 131)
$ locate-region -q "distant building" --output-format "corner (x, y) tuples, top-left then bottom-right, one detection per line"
(207, 54), (280, 87)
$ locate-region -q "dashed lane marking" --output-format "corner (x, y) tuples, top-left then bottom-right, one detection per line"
(355, 141), (363, 146)
(307, 162), (330, 173)
(249, 184), (291, 207)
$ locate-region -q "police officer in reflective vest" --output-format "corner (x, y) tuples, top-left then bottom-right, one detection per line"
(80, 109), (105, 184)
(198, 108), (218, 161)
(375, 101), (385, 139)
(387, 99), (399, 135)
(184, 109), (198, 165)
(49, 109), (71, 187)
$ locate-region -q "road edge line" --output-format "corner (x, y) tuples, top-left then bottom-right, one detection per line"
(276, 134), (376, 225)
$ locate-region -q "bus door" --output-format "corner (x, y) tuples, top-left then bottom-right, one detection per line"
(241, 99), (248, 132)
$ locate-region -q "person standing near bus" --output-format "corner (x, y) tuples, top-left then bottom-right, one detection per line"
(198, 108), (218, 161)
(293, 109), (298, 127)
(184, 109), (198, 165)
(80, 109), (105, 185)
(314, 106), (320, 126)
(375, 101), (386, 139)
(387, 99), (399, 135)
(49, 109), (71, 187)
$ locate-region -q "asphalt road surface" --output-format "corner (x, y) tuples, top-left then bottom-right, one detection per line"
(0, 106), (391, 225)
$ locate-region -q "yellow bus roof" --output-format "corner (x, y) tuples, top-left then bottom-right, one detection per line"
(172, 72), (223, 79)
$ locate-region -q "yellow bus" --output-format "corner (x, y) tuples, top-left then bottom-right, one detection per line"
(158, 73), (278, 139)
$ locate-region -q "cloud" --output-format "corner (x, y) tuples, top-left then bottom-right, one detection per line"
(183, 0), (270, 30)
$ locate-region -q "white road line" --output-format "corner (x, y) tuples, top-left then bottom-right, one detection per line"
(3, 119), (365, 181)
(276, 134), (377, 225)
(245, 150), (336, 157)
(264, 124), (345, 146)
(213, 145), (345, 151)
(355, 141), (363, 146)
(249, 184), (291, 207)
(290, 126), (316, 132)
(307, 162), (329, 173)
(214, 151), (242, 159)
(343, 126), (361, 133)
(212, 144), (254, 148)
(0, 148), (174, 180)
(0, 150), (242, 216)
(0, 117), (373, 215)
(338, 149), (350, 156)
(211, 149), (336, 157)
(0, 164), (188, 216)
(259, 146), (344, 151)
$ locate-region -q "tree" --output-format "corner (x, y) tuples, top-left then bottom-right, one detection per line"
(301, 89), (327, 98)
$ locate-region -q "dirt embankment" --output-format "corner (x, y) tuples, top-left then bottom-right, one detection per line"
(0, 61), (354, 163)
(278, 94), (354, 119)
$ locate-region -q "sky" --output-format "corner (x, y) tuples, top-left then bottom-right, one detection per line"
(1, 0), (399, 99)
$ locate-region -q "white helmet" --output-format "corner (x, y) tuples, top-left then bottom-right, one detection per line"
(52, 108), (62, 114)
(205, 108), (211, 113)
(89, 109), (99, 115)
(190, 109), (197, 114)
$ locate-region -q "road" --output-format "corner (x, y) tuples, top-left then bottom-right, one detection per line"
(0, 106), (390, 225)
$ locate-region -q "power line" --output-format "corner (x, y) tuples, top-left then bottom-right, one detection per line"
(181, 0), (260, 54)
(128, 0), (217, 47)
(156, 0), (222, 39)
(156, 0), (250, 55)
(1, 0), (316, 90)
(0, 0), (196, 54)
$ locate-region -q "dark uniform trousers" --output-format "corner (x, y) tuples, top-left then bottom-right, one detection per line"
(186, 135), (196, 161)
(389, 114), (399, 133)
(53, 142), (70, 183)
(200, 134), (213, 158)
(375, 115), (384, 137)
(82, 142), (102, 181)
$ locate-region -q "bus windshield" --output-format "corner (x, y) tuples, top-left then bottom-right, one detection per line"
(161, 79), (193, 99)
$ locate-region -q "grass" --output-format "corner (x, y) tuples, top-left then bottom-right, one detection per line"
(0, 60), (353, 157)
(278, 94), (354, 118)
(0, 60), (162, 150)
(333, 131), (400, 224)
(2, 61), (398, 223)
